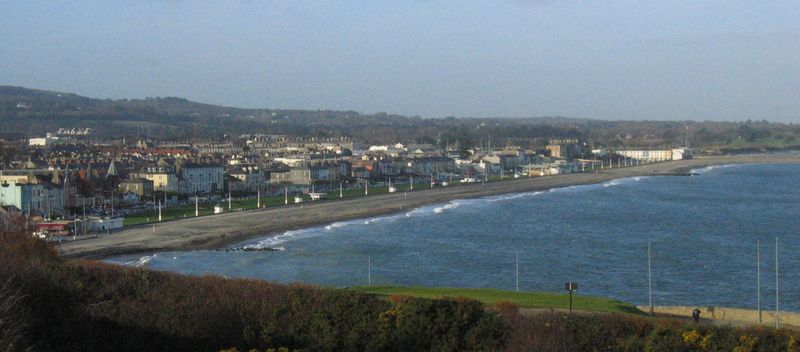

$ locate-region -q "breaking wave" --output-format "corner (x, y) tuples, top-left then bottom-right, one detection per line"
(238, 175), (651, 249)
(433, 202), (460, 213)
(242, 228), (323, 249)
(125, 254), (156, 267)
(690, 164), (739, 175)
(485, 191), (544, 202)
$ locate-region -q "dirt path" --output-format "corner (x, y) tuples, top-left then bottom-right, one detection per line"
(58, 153), (800, 259)
(640, 306), (800, 328)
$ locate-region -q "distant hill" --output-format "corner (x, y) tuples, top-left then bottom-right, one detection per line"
(2, 85), (797, 150)
(0, 86), (585, 145)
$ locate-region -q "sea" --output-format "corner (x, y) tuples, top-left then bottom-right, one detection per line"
(108, 163), (800, 311)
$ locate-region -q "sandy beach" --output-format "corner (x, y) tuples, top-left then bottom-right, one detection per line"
(58, 153), (800, 259)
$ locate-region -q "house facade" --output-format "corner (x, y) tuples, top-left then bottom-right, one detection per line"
(181, 163), (224, 194)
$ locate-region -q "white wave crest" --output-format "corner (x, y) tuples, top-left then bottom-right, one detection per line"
(125, 254), (156, 267)
(243, 228), (322, 249)
(239, 175), (654, 250)
(433, 202), (460, 213)
(603, 180), (620, 187)
(242, 213), (408, 250)
(405, 204), (440, 217)
(690, 164), (738, 174)
(485, 191), (544, 202)
(325, 220), (361, 230)
(602, 176), (648, 188)
(364, 213), (406, 224)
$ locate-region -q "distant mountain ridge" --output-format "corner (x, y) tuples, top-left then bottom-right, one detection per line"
(0, 85), (585, 144)
(2, 85), (796, 151)
(0, 85), (581, 122)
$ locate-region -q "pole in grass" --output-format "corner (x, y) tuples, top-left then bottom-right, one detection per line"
(757, 239), (761, 323)
(257, 188), (261, 208)
(515, 250), (519, 292)
(284, 186), (288, 205)
(775, 237), (780, 329)
(564, 282), (577, 312)
(648, 241), (653, 315)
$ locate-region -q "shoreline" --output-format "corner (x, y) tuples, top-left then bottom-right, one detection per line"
(59, 153), (800, 259)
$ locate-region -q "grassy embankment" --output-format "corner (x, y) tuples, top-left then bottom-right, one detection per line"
(350, 286), (642, 315)
(122, 183), (421, 226)
(121, 162), (640, 226)
(122, 173), (546, 227)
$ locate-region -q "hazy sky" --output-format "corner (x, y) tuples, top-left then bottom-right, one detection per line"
(2, 1), (799, 121)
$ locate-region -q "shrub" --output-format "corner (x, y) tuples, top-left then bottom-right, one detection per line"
(377, 296), (508, 351)
(3, 214), (800, 352)
(0, 215), (510, 351)
(0, 277), (32, 352)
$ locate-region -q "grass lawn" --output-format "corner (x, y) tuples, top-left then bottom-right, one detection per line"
(121, 182), (438, 226)
(121, 172), (594, 227)
(349, 285), (643, 315)
(123, 195), (298, 226)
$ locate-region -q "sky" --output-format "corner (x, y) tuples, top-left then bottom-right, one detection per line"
(1, 1), (799, 122)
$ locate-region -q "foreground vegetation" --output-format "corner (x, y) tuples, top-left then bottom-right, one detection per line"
(0, 215), (508, 351)
(2, 214), (800, 351)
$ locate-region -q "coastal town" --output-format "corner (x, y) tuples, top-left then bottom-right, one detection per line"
(0, 128), (690, 239)
(5, 0), (800, 350)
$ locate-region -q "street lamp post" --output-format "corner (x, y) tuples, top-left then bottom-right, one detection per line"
(648, 241), (653, 315)
(776, 237), (780, 329)
(565, 282), (578, 313)
(757, 239), (761, 323)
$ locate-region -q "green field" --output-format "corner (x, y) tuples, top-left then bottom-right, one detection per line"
(122, 181), (439, 226)
(121, 162), (661, 227)
(349, 286), (643, 315)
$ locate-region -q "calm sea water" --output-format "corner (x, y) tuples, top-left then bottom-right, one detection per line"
(109, 163), (800, 311)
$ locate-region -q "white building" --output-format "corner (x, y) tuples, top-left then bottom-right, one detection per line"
(616, 148), (689, 162)
(227, 166), (267, 192)
(0, 181), (64, 215)
(28, 133), (60, 146)
(181, 163), (224, 194)
(86, 217), (124, 232)
(670, 148), (689, 160)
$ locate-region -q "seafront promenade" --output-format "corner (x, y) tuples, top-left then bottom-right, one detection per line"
(59, 153), (800, 259)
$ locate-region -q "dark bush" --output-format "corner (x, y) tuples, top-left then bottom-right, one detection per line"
(3, 214), (800, 352)
(501, 310), (800, 352)
(0, 215), (509, 351)
(0, 277), (31, 352)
